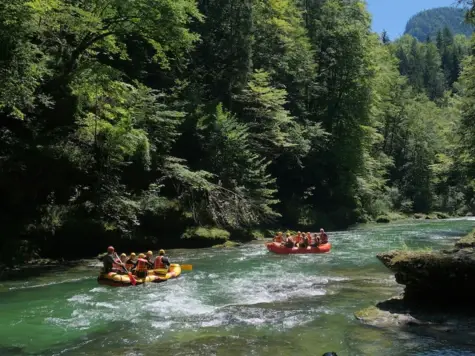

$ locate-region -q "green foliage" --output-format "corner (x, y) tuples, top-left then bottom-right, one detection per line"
(375, 215), (391, 224)
(181, 227), (230, 241)
(0, 0), (474, 261)
(404, 7), (473, 42)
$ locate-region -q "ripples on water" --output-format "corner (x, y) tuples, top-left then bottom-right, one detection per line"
(0, 219), (474, 356)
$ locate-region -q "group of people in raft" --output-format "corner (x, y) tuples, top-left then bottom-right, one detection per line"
(273, 228), (329, 248)
(101, 246), (171, 278)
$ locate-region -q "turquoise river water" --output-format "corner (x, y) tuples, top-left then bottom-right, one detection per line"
(0, 218), (474, 356)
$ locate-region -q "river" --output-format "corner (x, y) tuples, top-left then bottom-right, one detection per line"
(0, 219), (474, 356)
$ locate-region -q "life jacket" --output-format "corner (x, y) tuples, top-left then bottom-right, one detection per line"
(135, 258), (149, 272)
(154, 256), (166, 269)
(112, 258), (121, 270)
(274, 235), (283, 243)
(295, 234), (301, 244)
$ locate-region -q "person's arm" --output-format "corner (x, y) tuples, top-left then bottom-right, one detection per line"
(104, 255), (116, 264)
(163, 257), (170, 266)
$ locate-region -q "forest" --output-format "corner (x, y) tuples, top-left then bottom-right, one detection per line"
(0, 0), (474, 264)
(404, 7), (473, 41)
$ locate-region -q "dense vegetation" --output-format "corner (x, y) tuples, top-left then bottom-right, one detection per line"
(404, 7), (473, 41)
(0, 0), (474, 264)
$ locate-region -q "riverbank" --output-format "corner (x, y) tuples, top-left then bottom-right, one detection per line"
(1, 215), (470, 270)
(373, 211), (470, 224)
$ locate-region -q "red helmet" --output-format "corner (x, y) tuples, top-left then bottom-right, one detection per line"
(107, 246), (115, 252)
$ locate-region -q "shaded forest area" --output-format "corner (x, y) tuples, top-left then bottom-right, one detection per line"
(0, 0), (474, 264)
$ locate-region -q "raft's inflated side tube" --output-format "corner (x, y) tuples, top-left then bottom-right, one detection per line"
(97, 264), (182, 287)
(266, 242), (332, 254)
(148, 264), (182, 281)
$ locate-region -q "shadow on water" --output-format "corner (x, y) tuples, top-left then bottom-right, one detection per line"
(375, 298), (475, 350)
(0, 261), (97, 282)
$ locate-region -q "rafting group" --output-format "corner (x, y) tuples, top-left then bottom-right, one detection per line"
(98, 228), (331, 286)
(97, 246), (184, 287)
(266, 229), (332, 254)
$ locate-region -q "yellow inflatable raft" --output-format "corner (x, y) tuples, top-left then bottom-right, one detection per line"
(97, 264), (182, 287)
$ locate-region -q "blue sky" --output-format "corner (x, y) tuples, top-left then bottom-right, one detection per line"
(367, 0), (459, 40)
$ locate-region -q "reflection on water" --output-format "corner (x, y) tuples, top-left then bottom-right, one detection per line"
(0, 218), (473, 355)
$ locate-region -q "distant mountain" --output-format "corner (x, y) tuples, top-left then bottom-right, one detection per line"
(404, 7), (473, 41)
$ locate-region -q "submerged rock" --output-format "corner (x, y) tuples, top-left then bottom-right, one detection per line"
(355, 297), (475, 347)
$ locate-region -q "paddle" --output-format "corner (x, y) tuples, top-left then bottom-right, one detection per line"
(114, 253), (137, 286)
(181, 264), (192, 271)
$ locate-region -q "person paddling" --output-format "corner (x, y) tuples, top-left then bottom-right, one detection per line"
(146, 251), (155, 265)
(273, 232), (283, 243)
(310, 233), (319, 247)
(126, 253), (137, 271)
(319, 228), (329, 244)
(102, 246), (120, 273)
(153, 249), (171, 270)
(284, 233), (294, 248)
(135, 253), (152, 279)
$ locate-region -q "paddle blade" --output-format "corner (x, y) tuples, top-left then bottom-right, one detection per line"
(180, 264), (192, 271)
(129, 272), (137, 286)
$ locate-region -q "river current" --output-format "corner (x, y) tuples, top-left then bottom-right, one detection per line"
(0, 219), (474, 355)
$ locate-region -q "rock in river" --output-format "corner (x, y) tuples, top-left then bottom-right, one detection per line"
(376, 229), (475, 303)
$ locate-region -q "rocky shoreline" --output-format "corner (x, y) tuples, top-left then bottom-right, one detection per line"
(355, 228), (475, 345)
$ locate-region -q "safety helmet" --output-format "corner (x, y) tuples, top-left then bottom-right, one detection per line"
(138, 253), (145, 258)
(120, 253), (126, 257)
(130, 252), (136, 257)
(159, 249), (165, 255)
(146, 250), (153, 255)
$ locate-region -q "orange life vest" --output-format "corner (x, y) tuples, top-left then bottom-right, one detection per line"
(136, 258), (149, 272)
(274, 236), (283, 243)
(305, 233), (311, 243)
(295, 233), (301, 244)
(112, 258), (121, 270)
(154, 256), (166, 269)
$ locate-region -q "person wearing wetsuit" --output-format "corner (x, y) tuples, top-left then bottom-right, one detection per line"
(319, 228), (328, 244)
(300, 232), (310, 248)
(284, 233), (294, 248)
(101, 246), (120, 273)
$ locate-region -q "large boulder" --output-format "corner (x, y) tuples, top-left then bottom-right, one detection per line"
(377, 230), (475, 303)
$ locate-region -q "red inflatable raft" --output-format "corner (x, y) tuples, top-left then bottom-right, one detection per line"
(266, 242), (331, 254)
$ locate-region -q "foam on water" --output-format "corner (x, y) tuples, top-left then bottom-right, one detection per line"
(2, 218), (474, 356)
(8, 277), (92, 291)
